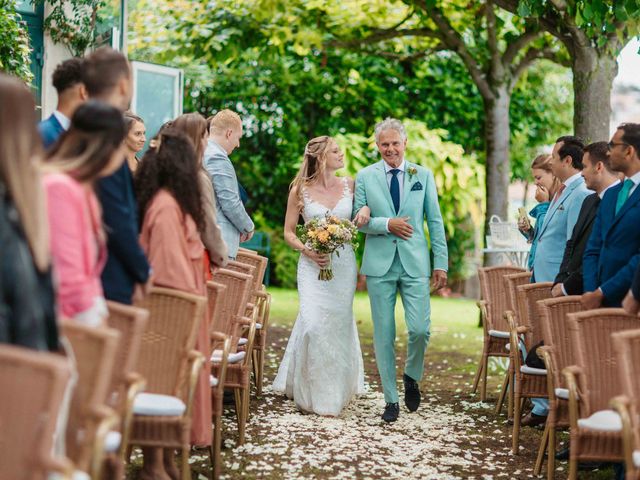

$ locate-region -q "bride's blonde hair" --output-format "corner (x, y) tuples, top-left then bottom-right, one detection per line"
(290, 136), (333, 210)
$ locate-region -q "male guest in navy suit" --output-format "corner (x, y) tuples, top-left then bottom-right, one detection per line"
(583, 123), (640, 309)
(83, 48), (151, 304)
(551, 142), (620, 297)
(38, 57), (87, 148)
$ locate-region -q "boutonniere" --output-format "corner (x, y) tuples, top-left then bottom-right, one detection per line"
(407, 166), (418, 181)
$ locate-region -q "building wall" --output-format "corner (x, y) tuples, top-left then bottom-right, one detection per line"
(40, 4), (73, 118)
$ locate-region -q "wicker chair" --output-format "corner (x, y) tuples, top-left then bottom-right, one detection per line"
(533, 296), (583, 478)
(507, 281), (553, 454)
(563, 309), (640, 479)
(209, 332), (231, 480)
(497, 271), (533, 417)
(130, 287), (207, 480)
(0, 344), (74, 479)
(234, 251), (271, 395)
(610, 328), (640, 480)
(60, 320), (121, 477)
(209, 268), (256, 445)
(105, 301), (149, 465)
(473, 265), (527, 402)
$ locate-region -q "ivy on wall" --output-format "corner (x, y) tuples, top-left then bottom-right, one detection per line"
(41, 0), (105, 56)
(0, 0), (33, 82)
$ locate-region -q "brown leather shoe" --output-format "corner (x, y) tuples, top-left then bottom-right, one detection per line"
(521, 412), (547, 427)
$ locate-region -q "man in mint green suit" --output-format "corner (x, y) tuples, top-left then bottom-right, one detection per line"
(354, 118), (448, 423)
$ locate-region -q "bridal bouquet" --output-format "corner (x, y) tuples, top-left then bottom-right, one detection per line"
(297, 214), (359, 281)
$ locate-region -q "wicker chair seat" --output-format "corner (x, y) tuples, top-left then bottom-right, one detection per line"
(577, 409), (622, 432)
(216, 363), (251, 387)
(130, 416), (189, 448)
(487, 336), (510, 356)
(211, 350), (245, 363)
(520, 365), (547, 375)
(489, 329), (510, 338)
(104, 431), (122, 453)
(572, 429), (623, 461)
(133, 392), (187, 416)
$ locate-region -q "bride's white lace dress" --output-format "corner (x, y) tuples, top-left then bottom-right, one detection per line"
(272, 178), (365, 416)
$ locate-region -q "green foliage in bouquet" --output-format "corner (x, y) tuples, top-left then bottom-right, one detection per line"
(338, 120), (484, 283)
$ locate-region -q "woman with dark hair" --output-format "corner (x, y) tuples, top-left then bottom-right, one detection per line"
(43, 100), (127, 326)
(0, 73), (58, 351)
(172, 112), (228, 271)
(123, 111), (146, 172)
(135, 129), (211, 478)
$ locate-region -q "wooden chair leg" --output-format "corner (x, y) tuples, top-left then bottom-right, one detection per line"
(512, 391), (522, 454)
(534, 423), (550, 475)
(568, 455), (578, 480)
(233, 388), (242, 437)
(181, 445), (190, 480)
(236, 388), (246, 446)
(495, 370), (509, 414)
(213, 416), (222, 480)
(256, 349), (264, 396)
(480, 354), (489, 402)
(125, 445), (133, 464)
(547, 427), (556, 480)
(507, 371), (514, 421)
(472, 350), (485, 394)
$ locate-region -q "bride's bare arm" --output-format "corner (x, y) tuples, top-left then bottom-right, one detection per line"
(284, 187), (329, 268)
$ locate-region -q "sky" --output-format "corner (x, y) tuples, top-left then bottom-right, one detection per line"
(616, 38), (640, 87)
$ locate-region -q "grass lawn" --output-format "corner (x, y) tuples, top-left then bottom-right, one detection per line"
(268, 287), (484, 374)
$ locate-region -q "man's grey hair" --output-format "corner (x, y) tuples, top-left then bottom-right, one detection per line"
(374, 117), (407, 143)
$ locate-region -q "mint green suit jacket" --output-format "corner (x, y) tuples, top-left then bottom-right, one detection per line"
(354, 161), (448, 278)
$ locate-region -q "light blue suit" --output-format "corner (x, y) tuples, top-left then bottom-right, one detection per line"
(354, 160), (448, 403)
(532, 176), (591, 282)
(203, 140), (254, 258)
(529, 174), (590, 416)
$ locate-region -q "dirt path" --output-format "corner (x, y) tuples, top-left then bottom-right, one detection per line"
(129, 324), (612, 479)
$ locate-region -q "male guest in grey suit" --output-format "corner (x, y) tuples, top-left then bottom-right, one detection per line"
(204, 110), (254, 259)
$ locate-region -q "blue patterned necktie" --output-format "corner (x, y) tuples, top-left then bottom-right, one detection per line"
(615, 178), (634, 215)
(389, 168), (401, 214)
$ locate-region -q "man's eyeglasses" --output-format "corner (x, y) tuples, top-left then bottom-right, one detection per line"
(608, 141), (630, 150)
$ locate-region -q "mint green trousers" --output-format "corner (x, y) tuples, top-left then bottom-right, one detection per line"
(366, 252), (431, 403)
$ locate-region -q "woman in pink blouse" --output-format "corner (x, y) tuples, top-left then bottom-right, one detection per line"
(42, 101), (127, 326)
(135, 128), (210, 479)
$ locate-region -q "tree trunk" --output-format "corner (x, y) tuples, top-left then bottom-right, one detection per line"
(572, 48), (618, 143)
(483, 85), (511, 265)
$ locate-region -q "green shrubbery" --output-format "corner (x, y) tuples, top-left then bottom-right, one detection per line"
(0, 0), (32, 82)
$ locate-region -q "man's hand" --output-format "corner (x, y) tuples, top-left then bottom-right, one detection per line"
(581, 289), (604, 310)
(431, 270), (447, 292)
(353, 206), (371, 227)
(551, 283), (564, 298)
(388, 217), (413, 240)
(240, 230), (255, 243)
(622, 290), (640, 315)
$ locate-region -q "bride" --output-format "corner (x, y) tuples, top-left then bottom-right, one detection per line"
(273, 135), (369, 416)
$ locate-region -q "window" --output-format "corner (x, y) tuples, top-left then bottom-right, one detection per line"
(130, 61), (183, 150)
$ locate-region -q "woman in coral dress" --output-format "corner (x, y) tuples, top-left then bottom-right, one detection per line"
(135, 128), (210, 480)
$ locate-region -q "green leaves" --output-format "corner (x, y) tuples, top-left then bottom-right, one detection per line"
(0, 0), (33, 82)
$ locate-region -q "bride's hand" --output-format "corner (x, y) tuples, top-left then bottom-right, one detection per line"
(354, 206), (371, 227)
(303, 249), (330, 268)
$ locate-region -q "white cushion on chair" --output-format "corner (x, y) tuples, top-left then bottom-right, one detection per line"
(256, 322), (263, 330)
(577, 409), (622, 432)
(72, 472), (90, 480)
(133, 393), (186, 416)
(633, 450), (640, 467)
(489, 329), (509, 339)
(520, 365), (547, 375)
(238, 337), (248, 346)
(211, 350), (246, 364)
(554, 387), (580, 400)
(505, 343), (511, 352)
(104, 430), (121, 453)
(209, 375), (219, 387)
